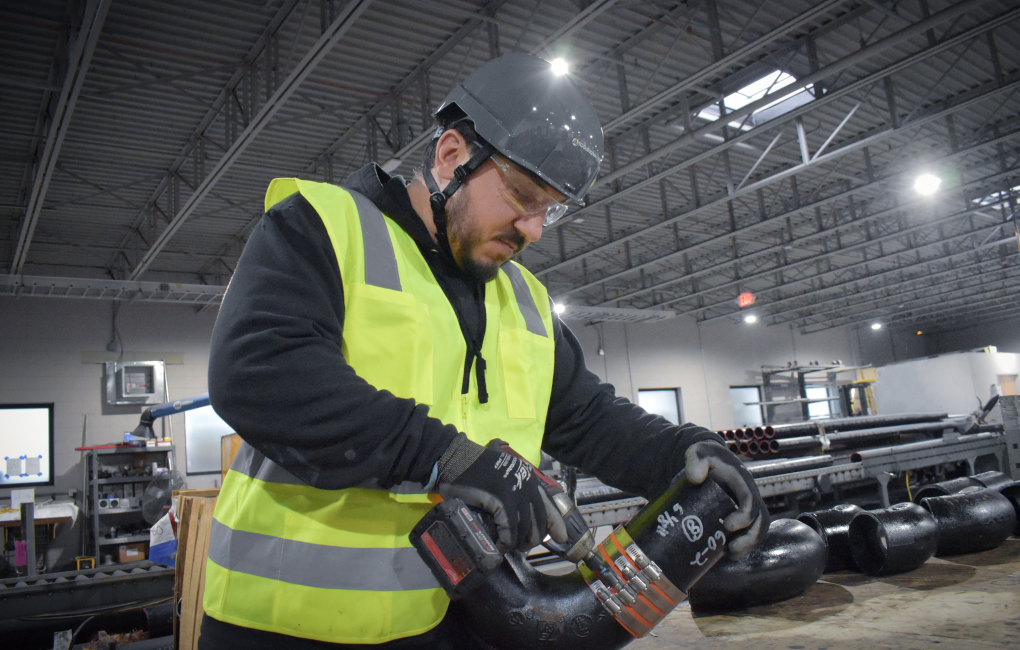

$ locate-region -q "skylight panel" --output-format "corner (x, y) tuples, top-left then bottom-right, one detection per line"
(697, 70), (811, 130)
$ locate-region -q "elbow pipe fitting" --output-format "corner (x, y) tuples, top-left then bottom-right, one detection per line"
(453, 476), (737, 650)
(999, 484), (1020, 536)
(848, 503), (939, 575)
(688, 518), (827, 613)
(912, 471), (1014, 503)
(798, 503), (863, 573)
(920, 488), (1017, 556)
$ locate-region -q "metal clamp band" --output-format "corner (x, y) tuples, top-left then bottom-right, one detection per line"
(579, 526), (685, 638)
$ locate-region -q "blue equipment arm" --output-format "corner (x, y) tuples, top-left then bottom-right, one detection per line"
(131, 394), (211, 439)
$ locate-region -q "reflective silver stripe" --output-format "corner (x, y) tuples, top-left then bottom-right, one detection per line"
(231, 442), (427, 494)
(349, 190), (401, 291)
(501, 262), (548, 337)
(229, 442), (306, 486)
(208, 519), (439, 591)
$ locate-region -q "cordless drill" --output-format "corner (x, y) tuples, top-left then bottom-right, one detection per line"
(410, 450), (594, 600)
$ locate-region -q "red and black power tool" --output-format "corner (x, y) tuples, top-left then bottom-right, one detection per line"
(410, 453), (594, 600)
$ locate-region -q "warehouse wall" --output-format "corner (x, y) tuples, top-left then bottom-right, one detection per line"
(565, 315), (860, 431)
(0, 297), (218, 568)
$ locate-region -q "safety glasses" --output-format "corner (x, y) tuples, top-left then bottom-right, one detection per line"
(490, 154), (570, 226)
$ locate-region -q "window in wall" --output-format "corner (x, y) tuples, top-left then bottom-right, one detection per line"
(806, 386), (833, 419)
(184, 405), (235, 474)
(729, 386), (764, 428)
(638, 389), (683, 426)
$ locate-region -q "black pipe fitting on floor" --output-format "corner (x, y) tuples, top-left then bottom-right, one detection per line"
(999, 484), (1020, 536)
(688, 518), (827, 612)
(921, 488), (1017, 556)
(798, 503), (863, 573)
(453, 476), (736, 650)
(912, 471), (1014, 503)
(849, 503), (939, 576)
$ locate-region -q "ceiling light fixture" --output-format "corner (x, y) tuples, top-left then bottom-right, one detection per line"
(744, 314), (757, 324)
(914, 173), (941, 196)
(871, 323), (882, 330)
(553, 302), (566, 315)
(550, 58), (569, 76)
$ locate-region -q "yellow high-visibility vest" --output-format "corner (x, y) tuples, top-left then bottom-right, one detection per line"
(203, 178), (556, 643)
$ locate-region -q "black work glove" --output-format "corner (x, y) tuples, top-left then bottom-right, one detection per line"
(684, 440), (769, 559)
(436, 435), (567, 554)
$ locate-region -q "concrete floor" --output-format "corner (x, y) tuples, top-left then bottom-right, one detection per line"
(630, 538), (1020, 650)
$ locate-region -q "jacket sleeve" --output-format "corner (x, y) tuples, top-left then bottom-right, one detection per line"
(541, 317), (720, 500)
(208, 193), (458, 490)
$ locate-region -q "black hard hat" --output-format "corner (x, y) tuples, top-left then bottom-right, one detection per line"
(435, 53), (604, 204)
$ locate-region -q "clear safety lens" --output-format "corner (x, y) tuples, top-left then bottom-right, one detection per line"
(491, 154), (569, 226)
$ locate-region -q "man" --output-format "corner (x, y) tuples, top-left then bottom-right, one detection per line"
(200, 54), (767, 649)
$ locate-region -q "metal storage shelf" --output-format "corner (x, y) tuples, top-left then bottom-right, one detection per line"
(85, 446), (176, 562)
(98, 534), (150, 546)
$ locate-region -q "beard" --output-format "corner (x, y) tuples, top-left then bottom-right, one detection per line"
(445, 187), (526, 284)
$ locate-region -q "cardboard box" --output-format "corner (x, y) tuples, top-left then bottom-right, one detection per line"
(118, 542), (148, 563)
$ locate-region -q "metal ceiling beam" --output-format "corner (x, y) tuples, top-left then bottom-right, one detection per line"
(592, 0), (990, 191)
(127, 0), (375, 280)
(559, 123), (1020, 302)
(773, 241), (1019, 326)
(743, 231), (1017, 325)
(799, 267), (1020, 332)
(543, 3), (1020, 253)
(104, 0), (301, 275)
(317, 0), (623, 173)
(10, 0), (111, 275)
(305, 0), (514, 172)
(601, 0), (848, 134)
(0, 274), (226, 304)
(656, 166), (1020, 313)
(575, 82), (1020, 306)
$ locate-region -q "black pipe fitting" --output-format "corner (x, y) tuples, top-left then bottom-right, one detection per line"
(999, 484), (1020, 536)
(912, 471), (1014, 503)
(688, 518), (827, 612)
(912, 476), (984, 503)
(921, 488), (1017, 556)
(798, 503), (863, 573)
(971, 470), (1016, 491)
(453, 476), (736, 650)
(848, 503), (939, 575)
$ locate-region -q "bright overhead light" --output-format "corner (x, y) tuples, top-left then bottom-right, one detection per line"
(743, 314), (757, 324)
(914, 173), (941, 195)
(871, 323), (882, 330)
(553, 302), (566, 315)
(550, 58), (569, 76)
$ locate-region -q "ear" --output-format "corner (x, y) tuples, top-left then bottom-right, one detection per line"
(432, 129), (473, 186)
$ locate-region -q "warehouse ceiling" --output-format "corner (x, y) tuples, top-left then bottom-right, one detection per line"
(2, 0), (1018, 334)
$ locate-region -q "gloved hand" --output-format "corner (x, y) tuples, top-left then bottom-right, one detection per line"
(436, 435), (567, 553)
(684, 440), (768, 558)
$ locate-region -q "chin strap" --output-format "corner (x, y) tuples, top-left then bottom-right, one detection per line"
(422, 142), (495, 262)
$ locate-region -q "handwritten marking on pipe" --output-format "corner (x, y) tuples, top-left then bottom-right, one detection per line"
(682, 516), (704, 542)
(690, 531), (727, 566)
(656, 503), (686, 537)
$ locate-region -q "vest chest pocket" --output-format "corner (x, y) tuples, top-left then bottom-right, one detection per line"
(498, 328), (555, 420)
(342, 283), (434, 406)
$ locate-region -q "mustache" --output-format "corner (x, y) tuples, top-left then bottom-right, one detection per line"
(496, 232), (527, 254)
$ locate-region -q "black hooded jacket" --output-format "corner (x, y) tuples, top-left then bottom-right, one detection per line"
(207, 164), (718, 500)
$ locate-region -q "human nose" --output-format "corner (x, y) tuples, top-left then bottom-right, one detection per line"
(515, 211), (544, 244)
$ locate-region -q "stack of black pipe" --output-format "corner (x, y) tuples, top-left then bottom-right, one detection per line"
(716, 412), (1003, 461)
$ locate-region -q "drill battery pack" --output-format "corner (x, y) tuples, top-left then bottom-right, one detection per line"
(409, 498), (503, 600)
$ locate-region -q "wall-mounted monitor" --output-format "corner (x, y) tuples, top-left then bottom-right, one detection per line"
(0, 403), (55, 488)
